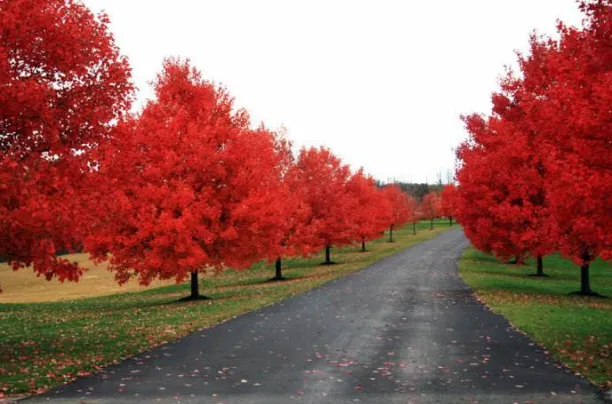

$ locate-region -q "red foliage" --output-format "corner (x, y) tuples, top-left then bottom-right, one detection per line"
(456, 0), (610, 289)
(420, 193), (441, 223)
(440, 184), (459, 224)
(381, 185), (411, 240)
(291, 147), (356, 260)
(346, 170), (389, 250)
(0, 0), (133, 288)
(84, 59), (285, 288)
(407, 195), (419, 223)
(265, 135), (317, 265)
(512, 1), (612, 267)
(456, 112), (557, 262)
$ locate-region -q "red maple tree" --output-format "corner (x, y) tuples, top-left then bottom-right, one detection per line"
(440, 184), (459, 226)
(456, 111), (558, 275)
(382, 185), (411, 242)
(265, 135), (318, 281)
(456, 0), (609, 287)
(509, 0), (611, 292)
(291, 147), (356, 264)
(455, 127), (525, 263)
(0, 0), (133, 290)
(407, 195), (419, 235)
(84, 59), (285, 299)
(346, 170), (389, 251)
(420, 192), (441, 230)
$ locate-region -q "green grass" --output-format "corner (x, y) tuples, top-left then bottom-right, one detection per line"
(459, 248), (612, 388)
(0, 219), (453, 397)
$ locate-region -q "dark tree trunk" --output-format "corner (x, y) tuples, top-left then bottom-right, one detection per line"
(275, 257), (283, 279)
(324, 245), (332, 264)
(389, 225), (394, 243)
(412, 221), (416, 235)
(536, 254), (544, 276)
(580, 262), (591, 295)
(190, 271), (199, 298)
(430, 219), (433, 230)
(267, 257), (286, 281)
(179, 271), (209, 300)
(449, 217), (453, 226)
(362, 239), (366, 252)
(570, 250), (603, 296)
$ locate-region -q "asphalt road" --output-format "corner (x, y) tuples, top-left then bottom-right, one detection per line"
(27, 229), (602, 403)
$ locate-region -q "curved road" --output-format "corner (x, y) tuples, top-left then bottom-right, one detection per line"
(29, 229), (602, 403)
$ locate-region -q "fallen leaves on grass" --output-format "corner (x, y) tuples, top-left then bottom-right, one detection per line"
(553, 337), (611, 388)
(1, 224), (452, 397)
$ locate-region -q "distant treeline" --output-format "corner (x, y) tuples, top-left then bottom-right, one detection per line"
(375, 182), (444, 201)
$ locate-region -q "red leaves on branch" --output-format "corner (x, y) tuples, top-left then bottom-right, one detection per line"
(440, 184), (458, 225)
(420, 192), (441, 225)
(346, 170), (389, 250)
(290, 147), (356, 259)
(265, 136), (317, 265)
(456, 111), (557, 262)
(0, 0), (133, 157)
(456, 0), (610, 289)
(381, 185), (411, 241)
(1, 0), (425, 294)
(84, 59), (285, 286)
(0, 0), (133, 288)
(515, 0), (612, 267)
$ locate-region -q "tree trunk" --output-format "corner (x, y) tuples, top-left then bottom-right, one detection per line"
(275, 257), (283, 279)
(190, 271), (199, 299)
(412, 221), (416, 235)
(361, 239), (366, 252)
(430, 219), (433, 230)
(325, 245), (332, 264)
(389, 225), (394, 243)
(536, 254), (544, 276)
(180, 271), (209, 300)
(449, 217), (453, 226)
(580, 262), (591, 295)
(268, 257), (286, 281)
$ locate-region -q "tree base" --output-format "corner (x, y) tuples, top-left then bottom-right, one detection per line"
(528, 273), (549, 278)
(321, 261), (337, 266)
(267, 276), (288, 282)
(569, 291), (607, 298)
(178, 295), (211, 302)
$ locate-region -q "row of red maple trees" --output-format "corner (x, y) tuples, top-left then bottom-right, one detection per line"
(0, 0), (450, 298)
(449, 0), (611, 295)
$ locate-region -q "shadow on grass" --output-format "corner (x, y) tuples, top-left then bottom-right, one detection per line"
(266, 276), (290, 283)
(468, 270), (541, 280)
(177, 295), (212, 302)
(568, 291), (608, 299)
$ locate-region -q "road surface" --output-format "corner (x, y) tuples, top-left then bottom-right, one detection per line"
(27, 229), (602, 403)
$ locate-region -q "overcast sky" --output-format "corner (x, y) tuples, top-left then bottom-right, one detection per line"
(83, 0), (583, 184)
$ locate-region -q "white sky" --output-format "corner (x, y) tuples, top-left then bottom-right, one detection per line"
(82, 0), (583, 183)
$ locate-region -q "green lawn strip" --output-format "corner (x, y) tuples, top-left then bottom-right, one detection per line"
(0, 219), (454, 396)
(459, 247), (612, 387)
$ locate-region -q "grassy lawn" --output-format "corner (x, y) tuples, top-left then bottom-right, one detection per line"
(0, 219), (453, 397)
(459, 248), (612, 388)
